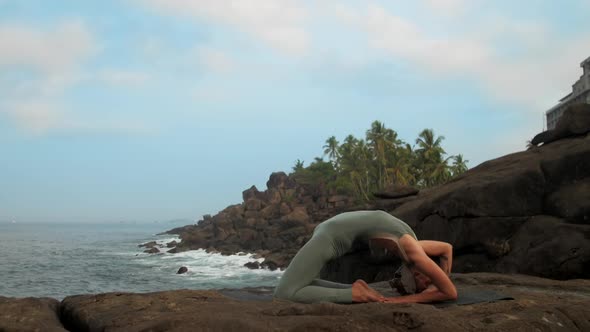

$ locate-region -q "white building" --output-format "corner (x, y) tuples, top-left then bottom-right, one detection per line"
(546, 56), (590, 130)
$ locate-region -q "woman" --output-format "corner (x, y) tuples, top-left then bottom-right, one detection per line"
(273, 210), (457, 304)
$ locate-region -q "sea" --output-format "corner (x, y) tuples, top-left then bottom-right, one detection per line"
(0, 221), (282, 300)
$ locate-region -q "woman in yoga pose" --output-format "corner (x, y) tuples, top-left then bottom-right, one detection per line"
(273, 210), (457, 304)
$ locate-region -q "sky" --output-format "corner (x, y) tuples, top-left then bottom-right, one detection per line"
(1, 0), (590, 223)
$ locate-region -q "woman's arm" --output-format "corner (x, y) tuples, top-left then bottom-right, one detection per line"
(385, 237), (457, 303)
(418, 240), (453, 275)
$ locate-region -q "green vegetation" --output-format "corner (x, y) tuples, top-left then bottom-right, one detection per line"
(291, 121), (469, 201)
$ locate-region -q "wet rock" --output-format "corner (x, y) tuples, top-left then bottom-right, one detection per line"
(261, 261), (279, 271)
(138, 241), (157, 248)
(144, 247), (160, 254)
(177, 266), (188, 274)
(244, 261), (260, 269)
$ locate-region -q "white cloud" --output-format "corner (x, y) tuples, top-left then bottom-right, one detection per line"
(141, 0), (309, 56)
(1, 98), (153, 135)
(422, 0), (471, 17)
(98, 69), (150, 86)
(334, 3), (590, 111)
(0, 20), (97, 134)
(2, 100), (68, 134)
(0, 20), (97, 73)
(193, 46), (235, 73)
(0, 20), (151, 135)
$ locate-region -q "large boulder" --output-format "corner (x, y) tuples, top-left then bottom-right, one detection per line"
(144, 247), (160, 254)
(0, 297), (66, 332)
(531, 103), (590, 146)
(59, 274), (590, 332)
(373, 185), (420, 199)
(242, 185), (263, 201)
(266, 172), (295, 190)
(280, 206), (310, 228)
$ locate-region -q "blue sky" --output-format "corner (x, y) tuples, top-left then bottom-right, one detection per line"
(1, 0), (589, 223)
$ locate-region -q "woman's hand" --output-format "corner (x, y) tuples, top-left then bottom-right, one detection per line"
(382, 297), (402, 303)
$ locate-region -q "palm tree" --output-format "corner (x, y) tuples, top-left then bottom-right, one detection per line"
(349, 139), (372, 201)
(450, 154), (469, 177)
(430, 156), (453, 185)
(415, 129), (446, 160)
(292, 159), (305, 173)
(337, 135), (358, 170)
(415, 129), (448, 187)
(323, 136), (340, 168)
(366, 121), (401, 189)
(386, 143), (415, 186)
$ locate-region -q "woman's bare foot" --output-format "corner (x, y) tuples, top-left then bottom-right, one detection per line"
(356, 280), (383, 299)
(352, 280), (384, 303)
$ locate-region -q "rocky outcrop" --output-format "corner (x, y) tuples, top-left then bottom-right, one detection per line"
(0, 296), (66, 332)
(531, 103), (590, 146)
(144, 247), (160, 254)
(138, 241), (158, 248)
(168, 106), (590, 281)
(167, 171), (361, 266)
(2, 273), (586, 332)
(373, 185), (420, 199)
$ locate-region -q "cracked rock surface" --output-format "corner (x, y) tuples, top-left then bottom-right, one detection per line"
(2, 273), (589, 332)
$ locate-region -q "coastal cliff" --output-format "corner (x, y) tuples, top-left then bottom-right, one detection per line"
(167, 104), (590, 281)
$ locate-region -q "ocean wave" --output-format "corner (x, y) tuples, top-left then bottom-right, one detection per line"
(135, 247), (282, 283)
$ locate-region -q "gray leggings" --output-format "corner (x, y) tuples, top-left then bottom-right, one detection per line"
(273, 234), (353, 303)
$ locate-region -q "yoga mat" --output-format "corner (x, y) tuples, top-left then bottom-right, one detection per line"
(219, 287), (513, 306)
(434, 289), (514, 308)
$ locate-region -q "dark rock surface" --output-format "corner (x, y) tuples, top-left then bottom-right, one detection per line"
(373, 185), (420, 199)
(167, 119), (590, 281)
(138, 240), (158, 248)
(144, 247), (160, 254)
(1, 277), (589, 331)
(244, 261), (260, 269)
(531, 103), (590, 146)
(0, 296), (66, 332)
(176, 266), (188, 274)
(0, 273), (579, 332)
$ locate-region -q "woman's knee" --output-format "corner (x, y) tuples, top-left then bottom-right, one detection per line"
(273, 283), (295, 300)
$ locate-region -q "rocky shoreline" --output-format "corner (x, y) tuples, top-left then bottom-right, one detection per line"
(164, 104), (590, 282)
(2, 273), (589, 331)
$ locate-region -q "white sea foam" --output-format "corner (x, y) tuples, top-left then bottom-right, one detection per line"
(134, 244), (282, 288)
(155, 237), (180, 246)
